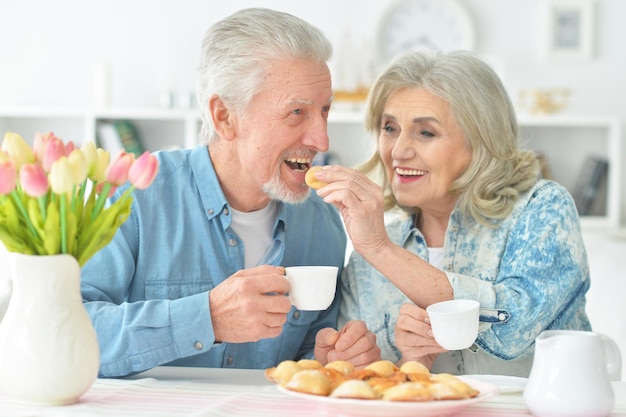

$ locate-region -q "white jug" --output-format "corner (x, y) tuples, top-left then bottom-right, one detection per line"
(524, 330), (619, 417)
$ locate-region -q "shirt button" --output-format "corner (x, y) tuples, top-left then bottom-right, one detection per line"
(226, 356), (234, 365)
(498, 313), (506, 321)
(222, 207), (229, 216)
(207, 208), (214, 215)
(194, 341), (204, 350)
(229, 238), (237, 247)
(293, 311), (301, 320)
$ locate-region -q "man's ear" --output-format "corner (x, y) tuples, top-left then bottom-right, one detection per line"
(209, 94), (236, 140)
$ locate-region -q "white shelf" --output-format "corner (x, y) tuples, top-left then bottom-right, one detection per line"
(0, 108), (621, 231)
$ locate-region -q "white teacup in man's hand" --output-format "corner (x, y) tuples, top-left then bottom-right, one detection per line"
(284, 266), (338, 311)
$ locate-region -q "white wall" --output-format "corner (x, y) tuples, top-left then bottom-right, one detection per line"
(0, 0), (625, 220)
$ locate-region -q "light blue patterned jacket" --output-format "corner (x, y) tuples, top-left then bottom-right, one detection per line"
(339, 179), (592, 377)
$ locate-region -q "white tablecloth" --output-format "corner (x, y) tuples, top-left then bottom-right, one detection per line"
(1, 367), (625, 417)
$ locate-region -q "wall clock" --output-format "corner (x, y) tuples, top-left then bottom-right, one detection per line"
(376, 0), (476, 64)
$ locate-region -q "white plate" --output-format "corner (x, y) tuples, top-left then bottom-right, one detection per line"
(277, 377), (498, 417)
(463, 374), (527, 394)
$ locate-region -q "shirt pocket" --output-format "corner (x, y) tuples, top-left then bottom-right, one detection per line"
(145, 280), (214, 300)
(286, 309), (319, 327)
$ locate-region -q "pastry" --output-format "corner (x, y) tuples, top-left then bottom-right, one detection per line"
(324, 360), (355, 375)
(399, 361), (431, 377)
(348, 368), (380, 381)
(284, 369), (332, 396)
(305, 166), (327, 189)
(330, 379), (378, 400)
(430, 373), (479, 398)
(264, 360), (301, 385)
(267, 359), (479, 402)
(365, 360), (399, 377)
(381, 382), (434, 402)
(366, 376), (401, 396)
(297, 359), (323, 370)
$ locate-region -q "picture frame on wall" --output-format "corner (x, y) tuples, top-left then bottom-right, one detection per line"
(543, 0), (594, 60)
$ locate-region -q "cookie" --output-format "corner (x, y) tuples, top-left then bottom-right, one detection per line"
(305, 166), (327, 189)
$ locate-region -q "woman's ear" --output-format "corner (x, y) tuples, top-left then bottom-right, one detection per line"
(209, 94), (236, 140)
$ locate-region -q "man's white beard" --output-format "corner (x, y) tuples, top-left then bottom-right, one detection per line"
(263, 176), (310, 204)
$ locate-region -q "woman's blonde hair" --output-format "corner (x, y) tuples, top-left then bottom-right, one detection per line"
(360, 50), (539, 227)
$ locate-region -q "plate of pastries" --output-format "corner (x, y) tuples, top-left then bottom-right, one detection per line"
(265, 359), (499, 417)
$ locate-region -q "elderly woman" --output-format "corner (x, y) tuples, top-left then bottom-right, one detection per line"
(311, 50), (591, 377)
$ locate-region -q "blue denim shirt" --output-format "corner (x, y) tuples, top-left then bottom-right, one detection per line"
(81, 145), (346, 378)
(339, 179), (591, 377)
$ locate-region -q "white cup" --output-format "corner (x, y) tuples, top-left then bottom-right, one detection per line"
(284, 266), (338, 311)
(426, 299), (480, 350)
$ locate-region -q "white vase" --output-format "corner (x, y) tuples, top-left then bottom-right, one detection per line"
(0, 253), (100, 405)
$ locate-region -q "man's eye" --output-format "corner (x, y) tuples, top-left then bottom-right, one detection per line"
(292, 108), (303, 115)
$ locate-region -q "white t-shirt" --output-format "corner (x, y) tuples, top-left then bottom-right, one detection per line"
(427, 247), (444, 269)
(230, 201), (278, 268)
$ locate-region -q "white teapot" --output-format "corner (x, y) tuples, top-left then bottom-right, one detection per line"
(524, 330), (621, 417)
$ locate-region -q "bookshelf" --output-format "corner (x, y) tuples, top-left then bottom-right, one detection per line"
(516, 115), (622, 231)
(0, 108), (622, 230)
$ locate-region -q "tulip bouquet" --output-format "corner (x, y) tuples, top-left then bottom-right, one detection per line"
(0, 131), (158, 266)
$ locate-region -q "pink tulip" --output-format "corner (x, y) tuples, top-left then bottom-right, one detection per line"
(128, 151), (158, 190)
(33, 132), (56, 163)
(42, 135), (67, 173)
(0, 160), (17, 195)
(64, 140), (76, 156)
(33, 132), (47, 162)
(106, 152), (135, 186)
(19, 163), (49, 198)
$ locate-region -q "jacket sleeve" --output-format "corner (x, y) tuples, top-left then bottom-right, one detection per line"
(447, 182), (591, 360)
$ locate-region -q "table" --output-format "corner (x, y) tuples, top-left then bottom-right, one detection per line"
(1, 367), (626, 417)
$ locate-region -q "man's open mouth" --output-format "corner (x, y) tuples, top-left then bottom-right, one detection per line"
(285, 157), (313, 172)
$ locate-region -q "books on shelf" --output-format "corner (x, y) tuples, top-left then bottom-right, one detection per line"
(572, 156), (609, 216)
(97, 120), (144, 157)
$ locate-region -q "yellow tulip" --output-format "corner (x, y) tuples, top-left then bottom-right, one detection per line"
(91, 148), (110, 183)
(1, 132), (35, 170)
(81, 141), (98, 176)
(48, 157), (75, 195)
(67, 149), (88, 185)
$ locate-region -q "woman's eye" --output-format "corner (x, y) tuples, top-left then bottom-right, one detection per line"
(382, 123), (397, 134)
(420, 130), (435, 138)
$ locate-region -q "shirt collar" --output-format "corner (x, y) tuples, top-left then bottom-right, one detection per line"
(190, 145), (228, 221)
(190, 145), (287, 230)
